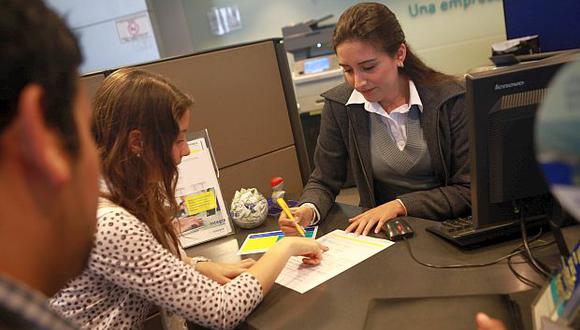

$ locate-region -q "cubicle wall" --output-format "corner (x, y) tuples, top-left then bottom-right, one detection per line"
(80, 73), (105, 101)
(81, 39), (309, 205)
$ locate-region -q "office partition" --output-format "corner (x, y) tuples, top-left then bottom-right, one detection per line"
(81, 39), (309, 205)
(80, 73), (105, 101)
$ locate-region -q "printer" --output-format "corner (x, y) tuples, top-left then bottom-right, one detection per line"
(282, 15), (344, 114)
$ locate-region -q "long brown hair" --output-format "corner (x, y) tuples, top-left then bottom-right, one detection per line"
(92, 68), (193, 254)
(333, 2), (454, 84)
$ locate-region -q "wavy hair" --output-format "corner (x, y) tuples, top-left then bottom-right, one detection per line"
(92, 68), (193, 254)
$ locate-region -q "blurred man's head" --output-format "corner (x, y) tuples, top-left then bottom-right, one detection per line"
(0, 0), (99, 295)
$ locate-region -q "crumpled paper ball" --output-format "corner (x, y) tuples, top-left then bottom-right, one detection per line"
(230, 188), (268, 229)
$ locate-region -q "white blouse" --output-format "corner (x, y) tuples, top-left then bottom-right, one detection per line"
(50, 200), (263, 330)
(346, 79), (424, 151)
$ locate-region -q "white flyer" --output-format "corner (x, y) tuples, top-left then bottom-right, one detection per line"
(176, 130), (233, 248)
(275, 230), (394, 293)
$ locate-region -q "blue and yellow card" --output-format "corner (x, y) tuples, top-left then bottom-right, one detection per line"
(238, 227), (318, 255)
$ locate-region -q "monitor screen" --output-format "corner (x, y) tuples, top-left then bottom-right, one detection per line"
(303, 56), (330, 74)
(503, 0), (580, 52)
(466, 52), (580, 228)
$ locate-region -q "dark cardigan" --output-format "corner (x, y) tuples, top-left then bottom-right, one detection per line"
(299, 79), (471, 222)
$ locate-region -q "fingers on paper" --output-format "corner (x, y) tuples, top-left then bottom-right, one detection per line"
(301, 252), (322, 265)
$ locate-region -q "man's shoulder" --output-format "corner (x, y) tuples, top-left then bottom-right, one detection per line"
(0, 275), (78, 330)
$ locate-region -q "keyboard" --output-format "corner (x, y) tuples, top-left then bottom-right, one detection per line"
(440, 216), (476, 234)
(426, 216), (546, 248)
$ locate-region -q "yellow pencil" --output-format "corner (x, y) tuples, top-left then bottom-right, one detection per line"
(276, 198), (306, 237)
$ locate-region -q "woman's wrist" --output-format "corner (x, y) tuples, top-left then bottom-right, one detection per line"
(276, 237), (299, 257)
(393, 199), (407, 216)
(305, 207), (316, 224)
(191, 256), (211, 269)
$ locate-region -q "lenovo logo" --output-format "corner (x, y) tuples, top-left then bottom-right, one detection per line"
(494, 81), (525, 90)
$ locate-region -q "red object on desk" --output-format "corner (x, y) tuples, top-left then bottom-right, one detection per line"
(270, 177), (284, 187)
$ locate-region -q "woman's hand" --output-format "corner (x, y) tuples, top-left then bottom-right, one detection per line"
(278, 206), (314, 236)
(245, 237), (328, 294)
(195, 259), (256, 284)
(345, 200), (406, 236)
(278, 237), (329, 265)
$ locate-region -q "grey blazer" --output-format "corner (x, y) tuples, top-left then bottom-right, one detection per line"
(299, 80), (471, 222)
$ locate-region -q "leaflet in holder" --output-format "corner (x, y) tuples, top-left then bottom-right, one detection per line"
(176, 129), (234, 248)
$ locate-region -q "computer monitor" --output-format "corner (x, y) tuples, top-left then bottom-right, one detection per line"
(469, 51), (580, 226)
(503, 0), (580, 53)
(427, 51), (580, 247)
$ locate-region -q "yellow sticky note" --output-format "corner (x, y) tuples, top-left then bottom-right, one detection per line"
(241, 236), (279, 253)
(189, 148), (203, 154)
(184, 191), (216, 215)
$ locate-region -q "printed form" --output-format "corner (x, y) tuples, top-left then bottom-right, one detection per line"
(275, 230), (394, 293)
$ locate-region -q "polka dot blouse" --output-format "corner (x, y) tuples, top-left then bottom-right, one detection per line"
(49, 200), (263, 330)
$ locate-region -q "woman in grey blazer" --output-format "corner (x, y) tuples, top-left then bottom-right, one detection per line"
(279, 2), (470, 236)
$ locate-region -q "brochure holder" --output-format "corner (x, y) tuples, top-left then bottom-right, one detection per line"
(175, 129), (234, 248)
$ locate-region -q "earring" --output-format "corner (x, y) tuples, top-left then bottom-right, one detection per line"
(397, 61), (404, 68)
(136, 153), (141, 158)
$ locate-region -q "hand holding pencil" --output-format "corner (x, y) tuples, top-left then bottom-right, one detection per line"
(277, 199), (312, 237)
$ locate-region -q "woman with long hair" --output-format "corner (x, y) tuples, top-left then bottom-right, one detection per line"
(50, 68), (327, 330)
(279, 2), (470, 236)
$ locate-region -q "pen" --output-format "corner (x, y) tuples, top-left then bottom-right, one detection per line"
(276, 198), (306, 237)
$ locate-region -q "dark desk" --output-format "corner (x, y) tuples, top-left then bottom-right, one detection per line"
(187, 203), (579, 330)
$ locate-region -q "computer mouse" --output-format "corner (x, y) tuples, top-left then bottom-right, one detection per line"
(383, 217), (414, 241)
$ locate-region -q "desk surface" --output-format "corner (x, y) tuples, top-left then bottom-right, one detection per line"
(187, 203), (579, 330)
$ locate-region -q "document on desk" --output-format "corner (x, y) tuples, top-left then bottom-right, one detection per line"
(275, 230), (394, 294)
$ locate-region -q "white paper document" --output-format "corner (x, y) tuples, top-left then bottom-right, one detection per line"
(275, 230), (394, 293)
